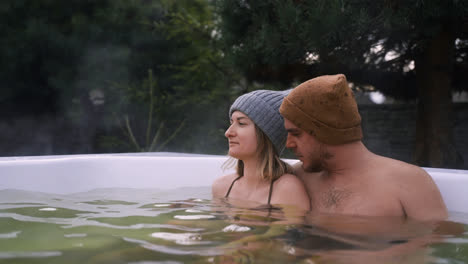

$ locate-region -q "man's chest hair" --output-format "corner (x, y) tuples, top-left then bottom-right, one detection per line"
(313, 186), (353, 209)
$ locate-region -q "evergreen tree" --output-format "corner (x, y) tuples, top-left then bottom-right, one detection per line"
(216, 0), (468, 168)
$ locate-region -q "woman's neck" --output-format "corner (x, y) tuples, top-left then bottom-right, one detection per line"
(240, 157), (265, 189)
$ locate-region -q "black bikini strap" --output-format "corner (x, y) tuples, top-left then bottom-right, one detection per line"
(267, 178), (275, 205)
(225, 175), (243, 198)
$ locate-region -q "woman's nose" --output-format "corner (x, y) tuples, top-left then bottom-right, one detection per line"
(225, 124), (235, 138)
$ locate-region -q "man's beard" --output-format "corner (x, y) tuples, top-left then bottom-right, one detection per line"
(303, 145), (332, 173)
(302, 159), (323, 172)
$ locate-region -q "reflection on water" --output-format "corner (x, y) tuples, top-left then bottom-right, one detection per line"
(0, 187), (467, 264)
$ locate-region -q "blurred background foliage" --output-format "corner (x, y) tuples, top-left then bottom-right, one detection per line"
(0, 0), (238, 155)
(0, 0), (467, 168)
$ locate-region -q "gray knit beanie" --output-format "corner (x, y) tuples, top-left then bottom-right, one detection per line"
(229, 89), (291, 155)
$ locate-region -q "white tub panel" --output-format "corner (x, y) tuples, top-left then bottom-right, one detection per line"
(1, 154), (467, 214)
(0, 155), (232, 194)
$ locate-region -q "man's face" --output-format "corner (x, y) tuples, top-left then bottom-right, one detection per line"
(284, 118), (323, 172)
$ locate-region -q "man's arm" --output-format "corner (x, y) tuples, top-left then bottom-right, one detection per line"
(399, 166), (448, 221)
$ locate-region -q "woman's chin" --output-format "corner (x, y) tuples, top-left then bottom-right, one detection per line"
(228, 150), (239, 159)
(229, 152), (259, 162)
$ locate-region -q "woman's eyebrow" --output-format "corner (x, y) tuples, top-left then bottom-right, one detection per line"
(236, 117), (249, 121)
(229, 116), (248, 122)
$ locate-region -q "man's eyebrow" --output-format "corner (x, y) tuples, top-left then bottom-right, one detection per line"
(286, 128), (300, 132)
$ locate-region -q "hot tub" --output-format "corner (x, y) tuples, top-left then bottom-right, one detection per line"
(1, 152), (467, 213)
(1, 153), (468, 263)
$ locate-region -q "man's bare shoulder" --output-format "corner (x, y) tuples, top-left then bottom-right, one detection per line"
(372, 155), (447, 220)
(212, 173), (238, 198)
(375, 155), (439, 192)
(374, 155), (431, 182)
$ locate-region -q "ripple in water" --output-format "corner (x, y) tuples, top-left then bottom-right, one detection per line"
(173, 215), (215, 220)
(150, 232), (203, 245)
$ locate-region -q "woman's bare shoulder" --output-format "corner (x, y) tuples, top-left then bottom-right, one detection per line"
(275, 173), (305, 186)
(272, 173), (310, 210)
(212, 173), (238, 198)
(273, 173), (308, 196)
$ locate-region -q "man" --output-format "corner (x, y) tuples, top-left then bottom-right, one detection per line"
(279, 74), (448, 220)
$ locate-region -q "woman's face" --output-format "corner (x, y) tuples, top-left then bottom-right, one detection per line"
(225, 111), (258, 160)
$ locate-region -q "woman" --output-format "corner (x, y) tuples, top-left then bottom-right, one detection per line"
(212, 89), (310, 211)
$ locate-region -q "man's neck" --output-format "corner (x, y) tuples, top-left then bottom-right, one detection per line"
(321, 141), (374, 180)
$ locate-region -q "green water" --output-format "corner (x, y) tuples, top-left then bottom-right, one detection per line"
(0, 188), (467, 264)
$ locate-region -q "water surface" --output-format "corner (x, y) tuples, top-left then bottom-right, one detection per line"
(0, 188), (467, 264)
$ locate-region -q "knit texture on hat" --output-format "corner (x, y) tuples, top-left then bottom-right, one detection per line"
(280, 74), (362, 145)
(229, 89), (290, 154)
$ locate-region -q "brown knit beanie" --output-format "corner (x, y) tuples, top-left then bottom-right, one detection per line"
(279, 74), (362, 145)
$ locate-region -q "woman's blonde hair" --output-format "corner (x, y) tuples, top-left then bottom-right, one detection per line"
(224, 124), (292, 182)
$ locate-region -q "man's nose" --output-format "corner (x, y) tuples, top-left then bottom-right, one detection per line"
(286, 135), (295, 148)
